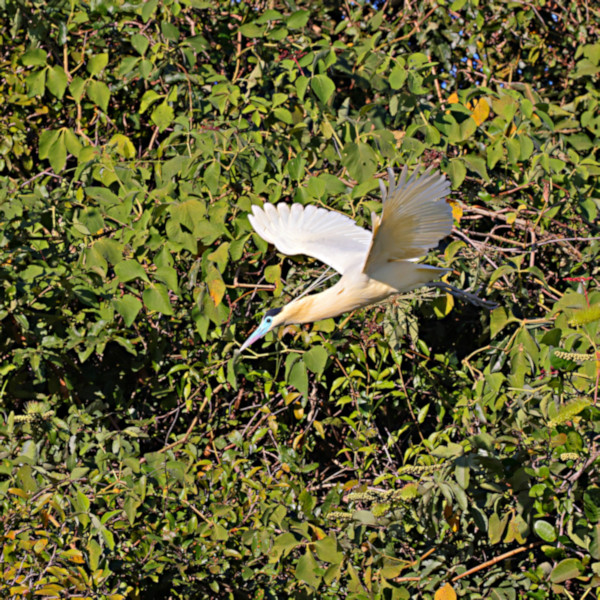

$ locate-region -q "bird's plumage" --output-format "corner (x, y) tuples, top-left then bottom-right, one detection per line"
(248, 202), (372, 275)
(364, 167), (452, 270)
(239, 166), (454, 353)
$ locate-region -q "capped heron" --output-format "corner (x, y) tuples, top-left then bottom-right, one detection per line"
(239, 166), (490, 353)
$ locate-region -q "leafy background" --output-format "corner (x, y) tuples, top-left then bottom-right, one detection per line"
(1, 0), (599, 598)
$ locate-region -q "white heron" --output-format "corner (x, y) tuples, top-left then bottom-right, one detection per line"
(239, 166), (490, 353)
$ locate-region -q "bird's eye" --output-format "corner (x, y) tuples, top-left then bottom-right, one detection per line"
(264, 317), (272, 325)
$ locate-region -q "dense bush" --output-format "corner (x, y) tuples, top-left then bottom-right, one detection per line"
(1, 0), (599, 598)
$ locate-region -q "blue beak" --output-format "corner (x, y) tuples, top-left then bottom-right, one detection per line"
(239, 317), (274, 353)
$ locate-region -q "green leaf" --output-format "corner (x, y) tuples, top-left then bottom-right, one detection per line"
(489, 512), (509, 545)
(550, 558), (584, 583)
(490, 307), (516, 339)
(295, 549), (321, 588)
(458, 115), (477, 141)
(17, 465), (37, 492)
(304, 345), (328, 377)
(447, 158), (466, 188)
(47, 131), (67, 173)
(286, 155), (306, 181)
(314, 535), (343, 564)
(487, 140), (504, 169)
(549, 398), (592, 426)
(114, 260), (149, 283)
(389, 64), (407, 89)
(131, 33), (149, 55)
(87, 80), (110, 112)
(46, 66), (68, 98)
(154, 266), (179, 293)
(274, 107), (293, 124)
(454, 456), (470, 490)
(434, 112), (460, 143)
(124, 494), (140, 525)
(143, 283), (173, 315)
(87, 539), (102, 572)
(85, 246), (108, 277)
(64, 129), (82, 157)
(311, 74), (335, 104)
(534, 520), (557, 542)
(26, 69), (46, 96)
(342, 141), (377, 183)
(204, 161), (221, 195)
(69, 77), (86, 102)
(79, 207), (105, 234)
(240, 23), (264, 37)
(87, 53), (109, 76)
(462, 153), (489, 181)
(584, 488), (600, 523)
(109, 133), (136, 158)
(353, 510), (377, 525)
(161, 21), (180, 41)
(39, 130), (61, 159)
(151, 101), (174, 132)
(318, 173), (348, 194)
(22, 49), (48, 66)
(287, 10), (309, 29)
(93, 239), (123, 265)
(506, 137), (520, 165)
(270, 532), (298, 562)
(295, 75), (309, 100)
(289, 360), (308, 397)
(207, 243), (229, 273)
(140, 90), (162, 114)
(113, 295), (143, 327)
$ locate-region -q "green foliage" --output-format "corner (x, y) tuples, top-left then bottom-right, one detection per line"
(1, 0), (600, 598)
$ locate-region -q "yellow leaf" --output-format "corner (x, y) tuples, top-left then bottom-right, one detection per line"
(292, 433), (304, 450)
(284, 391), (301, 405)
(435, 582), (457, 600)
(61, 548), (86, 563)
(447, 92), (459, 104)
(313, 419), (325, 438)
(392, 130), (405, 143)
(308, 524), (327, 540)
(8, 487), (29, 499)
(46, 566), (70, 578)
(10, 586), (31, 595)
(33, 538), (49, 553)
(207, 274), (225, 307)
(449, 199), (462, 222)
(34, 584), (63, 596)
(470, 97), (490, 125)
(109, 134), (135, 159)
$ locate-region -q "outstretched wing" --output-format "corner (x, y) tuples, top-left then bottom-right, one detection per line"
(248, 202), (372, 274)
(364, 167), (452, 274)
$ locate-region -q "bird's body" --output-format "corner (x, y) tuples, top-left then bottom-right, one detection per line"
(239, 166), (454, 352)
(275, 262), (446, 326)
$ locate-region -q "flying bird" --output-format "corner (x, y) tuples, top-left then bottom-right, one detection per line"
(239, 166), (487, 354)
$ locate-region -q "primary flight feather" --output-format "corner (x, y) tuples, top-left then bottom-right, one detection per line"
(239, 166), (453, 352)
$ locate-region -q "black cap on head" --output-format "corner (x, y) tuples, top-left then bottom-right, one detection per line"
(265, 307), (282, 318)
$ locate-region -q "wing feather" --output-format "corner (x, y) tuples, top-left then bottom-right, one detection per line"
(248, 202), (372, 274)
(364, 166), (452, 274)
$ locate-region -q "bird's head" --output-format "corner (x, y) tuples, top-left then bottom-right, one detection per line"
(238, 306), (285, 353)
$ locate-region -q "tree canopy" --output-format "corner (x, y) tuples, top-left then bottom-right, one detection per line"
(1, 0), (599, 598)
